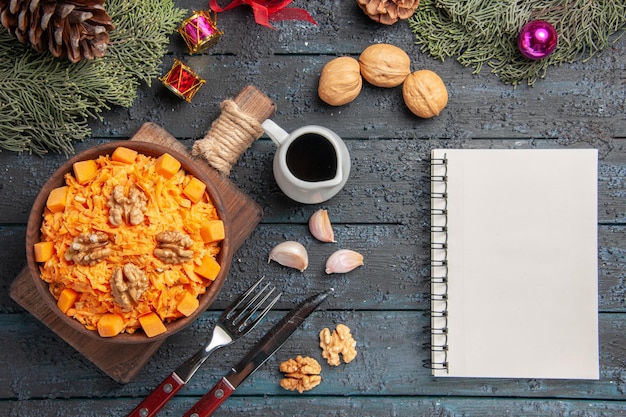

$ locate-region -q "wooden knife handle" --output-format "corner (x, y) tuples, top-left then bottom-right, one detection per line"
(181, 377), (235, 417)
(126, 373), (185, 417)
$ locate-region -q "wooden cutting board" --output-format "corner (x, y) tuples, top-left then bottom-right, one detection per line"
(9, 86), (275, 383)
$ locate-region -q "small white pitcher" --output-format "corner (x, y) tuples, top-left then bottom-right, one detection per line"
(262, 119), (351, 204)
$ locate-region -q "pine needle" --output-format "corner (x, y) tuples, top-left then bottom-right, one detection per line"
(408, 0), (626, 86)
(0, 0), (187, 155)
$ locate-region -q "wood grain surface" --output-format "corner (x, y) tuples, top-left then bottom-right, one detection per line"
(1, 0), (625, 416)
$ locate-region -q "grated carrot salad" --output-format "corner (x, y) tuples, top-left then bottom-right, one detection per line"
(38, 151), (221, 335)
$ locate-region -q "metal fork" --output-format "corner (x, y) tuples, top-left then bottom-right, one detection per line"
(127, 277), (281, 417)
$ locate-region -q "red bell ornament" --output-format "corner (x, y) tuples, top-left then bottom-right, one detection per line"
(160, 59), (206, 102)
(517, 20), (558, 60)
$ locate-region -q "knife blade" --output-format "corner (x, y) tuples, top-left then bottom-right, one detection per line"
(181, 288), (334, 417)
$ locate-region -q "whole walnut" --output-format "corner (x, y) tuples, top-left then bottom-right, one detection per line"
(318, 56), (363, 106)
(402, 70), (448, 118)
(359, 44), (411, 88)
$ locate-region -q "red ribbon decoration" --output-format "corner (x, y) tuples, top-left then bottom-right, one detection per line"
(209, 0), (317, 29)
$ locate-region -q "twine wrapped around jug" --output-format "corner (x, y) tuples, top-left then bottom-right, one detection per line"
(192, 85), (275, 175)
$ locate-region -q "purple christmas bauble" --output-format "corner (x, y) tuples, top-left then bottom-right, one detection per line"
(517, 20), (558, 60)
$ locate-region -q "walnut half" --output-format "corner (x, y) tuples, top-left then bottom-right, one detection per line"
(110, 263), (149, 311)
(279, 355), (322, 393)
(107, 185), (148, 226)
(154, 230), (194, 264)
(64, 232), (111, 266)
(319, 323), (357, 366)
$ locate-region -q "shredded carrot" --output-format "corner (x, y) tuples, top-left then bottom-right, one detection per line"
(38, 151), (221, 335)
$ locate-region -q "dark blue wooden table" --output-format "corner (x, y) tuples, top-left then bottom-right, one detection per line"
(1, 1), (625, 416)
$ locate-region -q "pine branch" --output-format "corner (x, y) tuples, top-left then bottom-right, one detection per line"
(408, 0), (626, 86)
(0, 0), (187, 155)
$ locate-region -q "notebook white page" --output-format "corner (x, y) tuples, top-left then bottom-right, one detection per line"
(430, 149), (599, 379)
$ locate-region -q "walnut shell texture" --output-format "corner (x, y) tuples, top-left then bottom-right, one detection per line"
(359, 43), (411, 88)
(402, 70), (448, 118)
(318, 56), (363, 106)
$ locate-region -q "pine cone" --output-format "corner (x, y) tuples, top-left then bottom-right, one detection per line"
(356, 0), (420, 25)
(0, 0), (115, 63)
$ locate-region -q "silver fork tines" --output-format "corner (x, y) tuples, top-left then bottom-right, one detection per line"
(226, 279), (277, 333)
(174, 277), (281, 383)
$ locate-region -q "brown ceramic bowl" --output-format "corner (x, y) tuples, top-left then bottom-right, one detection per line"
(25, 141), (231, 344)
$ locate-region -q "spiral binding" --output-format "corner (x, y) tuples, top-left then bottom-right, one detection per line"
(428, 155), (449, 373)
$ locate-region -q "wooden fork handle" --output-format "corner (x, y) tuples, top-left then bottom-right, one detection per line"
(126, 373), (185, 417)
(181, 377), (235, 417)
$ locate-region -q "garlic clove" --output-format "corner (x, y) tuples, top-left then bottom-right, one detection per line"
(268, 241), (309, 272)
(309, 209), (336, 243)
(325, 249), (364, 274)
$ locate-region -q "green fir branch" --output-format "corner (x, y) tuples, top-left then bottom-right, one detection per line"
(408, 0), (626, 86)
(0, 0), (187, 155)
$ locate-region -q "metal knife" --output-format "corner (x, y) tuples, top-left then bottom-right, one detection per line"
(181, 288), (334, 417)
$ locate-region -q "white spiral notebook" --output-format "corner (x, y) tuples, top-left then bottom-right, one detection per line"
(430, 149), (599, 379)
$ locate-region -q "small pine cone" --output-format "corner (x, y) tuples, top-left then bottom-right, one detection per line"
(0, 0), (115, 63)
(356, 0), (420, 25)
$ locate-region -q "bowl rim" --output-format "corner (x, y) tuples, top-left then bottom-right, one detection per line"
(25, 140), (232, 344)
